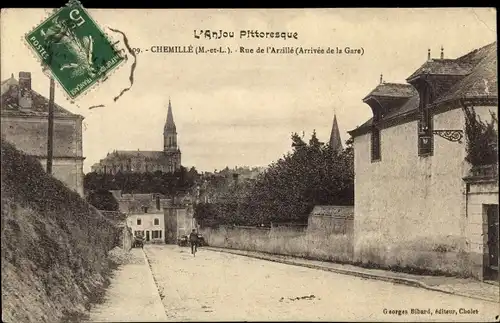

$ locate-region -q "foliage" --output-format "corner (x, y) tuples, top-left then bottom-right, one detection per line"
(463, 106), (498, 166)
(84, 166), (199, 196)
(1, 138), (120, 323)
(86, 189), (119, 211)
(195, 131), (355, 227)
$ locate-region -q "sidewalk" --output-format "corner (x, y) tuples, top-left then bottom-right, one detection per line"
(86, 248), (167, 322)
(205, 247), (500, 304)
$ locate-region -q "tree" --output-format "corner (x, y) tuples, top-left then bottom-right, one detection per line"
(463, 106), (498, 167)
(212, 130), (355, 227)
(83, 167), (198, 196)
(86, 189), (119, 211)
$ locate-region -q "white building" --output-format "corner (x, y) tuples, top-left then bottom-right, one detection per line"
(127, 211), (165, 243)
(348, 42), (498, 280)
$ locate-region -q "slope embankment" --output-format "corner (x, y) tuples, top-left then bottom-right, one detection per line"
(1, 139), (121, 323)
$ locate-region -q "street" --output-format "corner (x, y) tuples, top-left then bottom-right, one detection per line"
(144, 245), (499, 322)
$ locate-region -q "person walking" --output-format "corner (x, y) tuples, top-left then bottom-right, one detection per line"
(189, 229), (199, 256)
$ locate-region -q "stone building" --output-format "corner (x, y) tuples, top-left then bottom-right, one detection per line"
(1, 72), (85, 196)
(109, 190), (172, 214)
(127, 210), (165, 243)
(91, 99), (181, 174)
(348, 42), (498, 280)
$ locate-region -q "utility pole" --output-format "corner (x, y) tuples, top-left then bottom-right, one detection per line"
(46, 77), (55, 174)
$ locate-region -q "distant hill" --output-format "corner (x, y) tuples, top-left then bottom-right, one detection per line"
(1, 139), (121, 323)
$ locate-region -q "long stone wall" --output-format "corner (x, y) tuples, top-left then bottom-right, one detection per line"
(200, 225), (354, 263)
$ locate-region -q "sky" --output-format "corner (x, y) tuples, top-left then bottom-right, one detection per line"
(1, 8), (497, 173)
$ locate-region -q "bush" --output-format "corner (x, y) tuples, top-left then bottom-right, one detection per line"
(463, 106), (498, 166)
(86, 189), (119, 211)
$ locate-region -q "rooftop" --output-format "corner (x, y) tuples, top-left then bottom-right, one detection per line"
(350, 42), (497, 137)
(1, 73), (82, 119)
(363, 83), (418, 101)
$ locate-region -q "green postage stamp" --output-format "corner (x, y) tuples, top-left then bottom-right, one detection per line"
(25, 0), (125, 99)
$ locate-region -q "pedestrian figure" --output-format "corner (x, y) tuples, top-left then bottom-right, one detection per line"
(189, 229), (198, 256)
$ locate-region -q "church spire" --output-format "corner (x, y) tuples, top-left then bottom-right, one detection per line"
(164, 99), (178, 151)
(164, 98), (176, 132)
(329, 113), (343, 153)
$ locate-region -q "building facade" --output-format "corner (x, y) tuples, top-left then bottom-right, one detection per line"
(91, 100), (181, 174)
(348, 43), (498, 280)
(164, 205), (197, 244)
(1, 72), (85, 196)
(127, 211), (165, 243)
(109, 190), (173, 214)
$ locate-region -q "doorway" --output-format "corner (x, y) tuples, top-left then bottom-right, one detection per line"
(484, 204), (499, 281)
(146, 231), (150, 242)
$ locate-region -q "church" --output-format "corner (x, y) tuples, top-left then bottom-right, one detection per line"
(91, 100), (181, 174)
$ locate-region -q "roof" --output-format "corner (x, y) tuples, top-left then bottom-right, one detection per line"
(406, 59), (472, 81)
(435, 42), (497, 104)
(99, 150), (178, 162)
(354, 94), (420, 130)
(1, 75), (82, 118)
(350, 42), (497, 137)
(309, 205), (354, 218)
(164, 99), (176, 132)
(363, 83), (418, 101)
(329, 114), (343, 152)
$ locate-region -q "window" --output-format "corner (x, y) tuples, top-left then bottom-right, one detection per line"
(417, 83), (434, 156)
(156, 196), (161, 210)
(136, 218), (142, 225)
(371, 126), (381, 162)
(152, 230), (162, 239)
(154, 218), (160, 225)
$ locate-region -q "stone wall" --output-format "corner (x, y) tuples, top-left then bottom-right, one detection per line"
(200, 225), (353, 263)
(308, 206), (354, 236)
(120, 225), (134, 250)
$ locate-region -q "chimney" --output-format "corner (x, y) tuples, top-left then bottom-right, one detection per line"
(440, 46), (444, 59)
(379, 74), (383, 84)
(427, 49), (431, 61)
(18, 72), (33, 109)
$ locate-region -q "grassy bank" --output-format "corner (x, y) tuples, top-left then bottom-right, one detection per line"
(1, 139), (121, 323)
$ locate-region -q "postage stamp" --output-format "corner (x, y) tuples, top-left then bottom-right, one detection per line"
(24, 0), (125, 99)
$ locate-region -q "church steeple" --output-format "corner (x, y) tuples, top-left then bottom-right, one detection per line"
(164, 99), (178, 151)
(329, 114), (343, 153)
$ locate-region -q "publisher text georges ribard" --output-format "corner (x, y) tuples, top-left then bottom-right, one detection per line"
(383, 308), (479, 316)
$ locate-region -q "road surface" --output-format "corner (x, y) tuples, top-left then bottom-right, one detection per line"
(144, 245), (499, 322)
